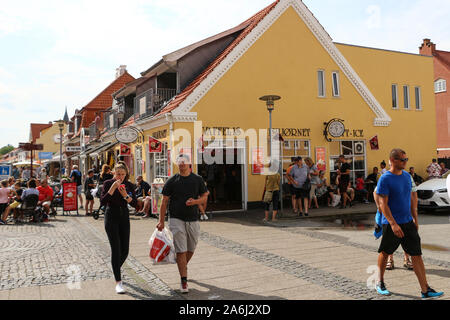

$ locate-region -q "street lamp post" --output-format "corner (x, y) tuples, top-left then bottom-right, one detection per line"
(55, 120), (65, 181)
(259, 95), (282, 214)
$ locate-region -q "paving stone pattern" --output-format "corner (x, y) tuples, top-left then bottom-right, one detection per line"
(77, 218), (181, 300)
(199, 231), (394, 300)
(282, 227), (450, 269)
(0, 219), (112, 291)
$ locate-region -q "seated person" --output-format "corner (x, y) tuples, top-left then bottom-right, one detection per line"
(327, 182), (339, 207)
(315, 171), (329, 206)
(409, 167), (424, 186)
(36, 178), (54, 219)
(346, 181), (355, 205)
(365, 167), (379, 198)
(355, 175), (369, 203)
(1, 182), (24, 223)
(21, 179), (40, 200)
(135, 176), (151, 217)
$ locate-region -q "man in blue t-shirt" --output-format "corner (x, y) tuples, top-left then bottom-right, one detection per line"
(375, 148), (443, 299)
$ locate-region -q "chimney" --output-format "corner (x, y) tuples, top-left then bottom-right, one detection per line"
(419, 39), (436, 56)
(115, 65), (127, 79)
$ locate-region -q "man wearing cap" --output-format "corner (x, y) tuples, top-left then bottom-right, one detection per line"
(157, 154), (209, 294)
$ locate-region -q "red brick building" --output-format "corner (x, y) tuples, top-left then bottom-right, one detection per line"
(419, 39), (450, 157)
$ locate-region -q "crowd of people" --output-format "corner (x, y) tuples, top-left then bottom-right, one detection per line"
(261, 156), (450, 220)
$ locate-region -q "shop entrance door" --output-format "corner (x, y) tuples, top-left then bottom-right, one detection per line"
(197, 140), (246, 212)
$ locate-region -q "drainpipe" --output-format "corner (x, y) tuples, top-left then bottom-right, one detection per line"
(165, 112), (174, 177)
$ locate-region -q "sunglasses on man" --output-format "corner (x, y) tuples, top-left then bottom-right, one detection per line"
(395, 157), (409, 162)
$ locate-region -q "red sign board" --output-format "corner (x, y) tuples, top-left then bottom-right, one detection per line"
(315, 147), (326, 172)
(252, 148), (264, 175)
(63, 182), (78, 211)
(149, 137), (162, 153)
(120, 143), (131, 156)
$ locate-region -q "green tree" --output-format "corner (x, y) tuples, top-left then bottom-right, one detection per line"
(0, 145), (14, 156)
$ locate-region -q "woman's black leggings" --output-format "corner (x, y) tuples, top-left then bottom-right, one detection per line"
(104, 206), (130, 282)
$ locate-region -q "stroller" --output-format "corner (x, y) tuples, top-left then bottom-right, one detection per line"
(92, 183), (106, 220)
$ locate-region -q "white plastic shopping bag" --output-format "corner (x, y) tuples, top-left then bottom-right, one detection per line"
(148, 227), (176, 265)
(331, 194), (341, 207)
(91, 188), (98, 198)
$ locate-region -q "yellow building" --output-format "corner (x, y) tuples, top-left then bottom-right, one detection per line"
(122, 0), (436, 212)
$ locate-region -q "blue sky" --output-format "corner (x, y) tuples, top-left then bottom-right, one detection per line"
(1, 0), (449, 149)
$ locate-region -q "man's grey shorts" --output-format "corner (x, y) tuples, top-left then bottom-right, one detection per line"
(169, 218), (200, 253)
(77, 185), (82, 195)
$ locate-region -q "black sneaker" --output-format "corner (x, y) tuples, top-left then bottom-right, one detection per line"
(421, 287), (444, 299)
(0, 220), (6, 225)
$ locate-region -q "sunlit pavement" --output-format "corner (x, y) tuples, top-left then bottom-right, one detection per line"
(1, 200), (448, 300)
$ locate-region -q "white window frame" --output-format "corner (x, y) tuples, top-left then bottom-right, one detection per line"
(392, 84), (398, 109)
(435, 79), (447, 93)
(403, 85), (410, 109)
(332, 71), (340, 97)
(415, 86), (422, 110)
(317, 70), (326, 98)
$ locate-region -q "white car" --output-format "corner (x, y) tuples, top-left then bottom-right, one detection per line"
(417, 171), (450, 211)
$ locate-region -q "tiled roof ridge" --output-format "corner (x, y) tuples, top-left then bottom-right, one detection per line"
(82, 71), (136, 111)
(157, 1), (279, 116)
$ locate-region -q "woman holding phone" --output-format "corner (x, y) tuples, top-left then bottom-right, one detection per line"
(100, 162), (137, 294)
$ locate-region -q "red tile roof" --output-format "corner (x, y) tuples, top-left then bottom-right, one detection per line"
(158, 1), (279, 115)
(30, 123), (53, 143)
(73, 72), (136, 138)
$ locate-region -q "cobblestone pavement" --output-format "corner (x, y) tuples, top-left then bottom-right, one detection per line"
(1, 207), (448, 300)
(0, 216), (180, 300)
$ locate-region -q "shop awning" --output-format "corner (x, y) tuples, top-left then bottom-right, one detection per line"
(89, 142), (118, 158)
(42, 154), (67, 164)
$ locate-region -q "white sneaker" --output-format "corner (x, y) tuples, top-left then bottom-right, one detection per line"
(203, 214), (209, 221)
(200, 214), (204, 221)
(180, 281), (189, 294)
(115, 282), (126, 294)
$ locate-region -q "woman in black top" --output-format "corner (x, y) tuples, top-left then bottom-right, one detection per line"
(99, 164), (114, 184)
(101, 162), (137, 294)
(97, 165), (114, 200)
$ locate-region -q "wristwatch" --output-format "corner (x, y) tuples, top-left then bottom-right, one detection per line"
(124, 195), (130, 200)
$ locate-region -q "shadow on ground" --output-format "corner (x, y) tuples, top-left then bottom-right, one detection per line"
(187, 279), (286, 300)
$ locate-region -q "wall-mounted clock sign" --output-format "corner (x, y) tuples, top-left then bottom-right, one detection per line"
(115, 127), (138, 144)
(328, 120), (345, 138)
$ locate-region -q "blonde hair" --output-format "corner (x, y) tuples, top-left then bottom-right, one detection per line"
(114, 161), (129, 181)
(100, 164), (111, 178)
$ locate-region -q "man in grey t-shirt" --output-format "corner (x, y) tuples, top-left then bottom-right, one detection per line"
(287, 157), (310, 216)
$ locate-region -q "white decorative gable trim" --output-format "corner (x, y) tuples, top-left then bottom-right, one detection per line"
(137, 112), (198, 131)
(173, 0), (391, 127)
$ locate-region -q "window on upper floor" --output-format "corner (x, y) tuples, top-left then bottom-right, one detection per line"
(391, 84), (398, 109)
(317, 70), (325, 97)
(435, 79), (447, 93)
(415, 87), (422, 110)
(332, 72), (340, 97)
(403, 85), (410, 109)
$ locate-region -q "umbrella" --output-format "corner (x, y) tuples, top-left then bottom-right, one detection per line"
(13, 161), (41, 168)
